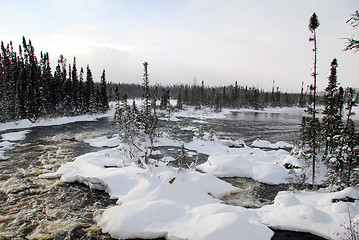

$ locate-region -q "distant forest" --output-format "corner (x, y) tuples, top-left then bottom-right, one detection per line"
(108, 80), (357, 112)
(1, 37), (358, 123)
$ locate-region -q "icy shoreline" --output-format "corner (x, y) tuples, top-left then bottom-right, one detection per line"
(2, 104), (359, 239)
(40, 130), (358, 240)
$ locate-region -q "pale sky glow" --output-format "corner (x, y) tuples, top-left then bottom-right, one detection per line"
(1, 0), (358, 92)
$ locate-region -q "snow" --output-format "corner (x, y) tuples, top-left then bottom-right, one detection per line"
(2, 103), (358, 239)
(180, 126), (199, 131)
(0, 130), (31, 160)
(0, 109), (114, 132)
(172, 106), (230, 119)
(1, 130), (31, 141)
(251, 139), (294, 149)
(256, 187), (359, 239)
(84, 135), (122, 147)
(197, 147), (290, 184)
(158, 115), (181, 122)
(40, 130), (359, 239)
(41, 145), (273, 240)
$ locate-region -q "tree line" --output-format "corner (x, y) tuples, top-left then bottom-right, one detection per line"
(108, 80), (330, 111)
(0, 37), (108, 122)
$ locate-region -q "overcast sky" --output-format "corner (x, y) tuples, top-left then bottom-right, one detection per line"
(1, 0), (358, 92)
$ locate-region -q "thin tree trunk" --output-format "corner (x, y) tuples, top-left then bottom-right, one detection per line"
(312, 29), (317, 189)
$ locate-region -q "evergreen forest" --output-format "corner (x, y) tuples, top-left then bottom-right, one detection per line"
(1, 36), (358, 127)
(0, 37), (109, 122)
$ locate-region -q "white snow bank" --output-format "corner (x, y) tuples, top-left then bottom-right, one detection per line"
(84, 135), (122, 148)
(99, 199), (272, 240)
(158, 115), (181, 122)
(1, 130), (31, 141)
(197, 147), (290, 184)
(0, 107), (115, 132)
(180, 126), (199, 131)
(173, 106), (231, 119)
(251, 139), (294, 149)
(256, 187), (359, 239)
(41, 146), (273, 240)
(41, 130), (356, 239)
(0, 130), (31, 160)
(0, 140), (15, 150)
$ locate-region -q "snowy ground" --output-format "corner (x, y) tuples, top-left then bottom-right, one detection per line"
(2, 103), (359, 239)
(39, 130), (359, 240)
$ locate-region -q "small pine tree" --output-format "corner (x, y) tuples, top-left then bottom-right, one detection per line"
(114, 95), (142, 162)
(176, 144), (188, 172)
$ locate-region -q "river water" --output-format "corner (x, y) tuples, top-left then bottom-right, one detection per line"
(0, 110), (325, 239)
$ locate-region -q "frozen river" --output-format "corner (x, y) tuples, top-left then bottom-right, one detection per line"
(0, 109), (326, 239)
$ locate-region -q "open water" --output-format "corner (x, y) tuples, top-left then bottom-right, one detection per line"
(0, 110), (325, 239)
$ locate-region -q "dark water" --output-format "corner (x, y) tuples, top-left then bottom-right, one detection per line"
(225, 111), (301, 143)
(0, 118), (117, 239)
(0, 113), (323, 240)
(159, 110), (301, 145)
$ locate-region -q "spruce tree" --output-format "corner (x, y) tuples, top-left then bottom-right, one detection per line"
(276, 87), (281, 107)
(40, 52), (53, 114)
(341, 88), (359, 187)
(322, 58), (343, 157)
(271, 80), (276, 107)
(142, 62), (151, 134)
(325, 88), (359, 189)
(299, 81), (305, 107)
(99, 69), (109, 112)
(297, 13), (321, 189)
(78, 67), (85, 112)
(177, 88), (183, 110)
(23, 38), (41, 120)
(307, 12), (320, 188)
(63, 64), (72, 114)
(72, 57), (79, 112)
(232, 81), (239, 108)
(85, 65), (94, 112)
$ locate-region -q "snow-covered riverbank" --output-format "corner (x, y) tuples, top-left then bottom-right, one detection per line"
(40, 127), (358, 240)
(2, 104), (359, 239)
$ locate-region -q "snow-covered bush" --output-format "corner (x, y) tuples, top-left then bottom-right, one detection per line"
(286, 145), (312, 190)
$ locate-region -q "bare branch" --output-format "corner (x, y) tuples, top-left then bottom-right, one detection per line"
(344, 38), (359, 52)
(346, 10), (359, 28)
